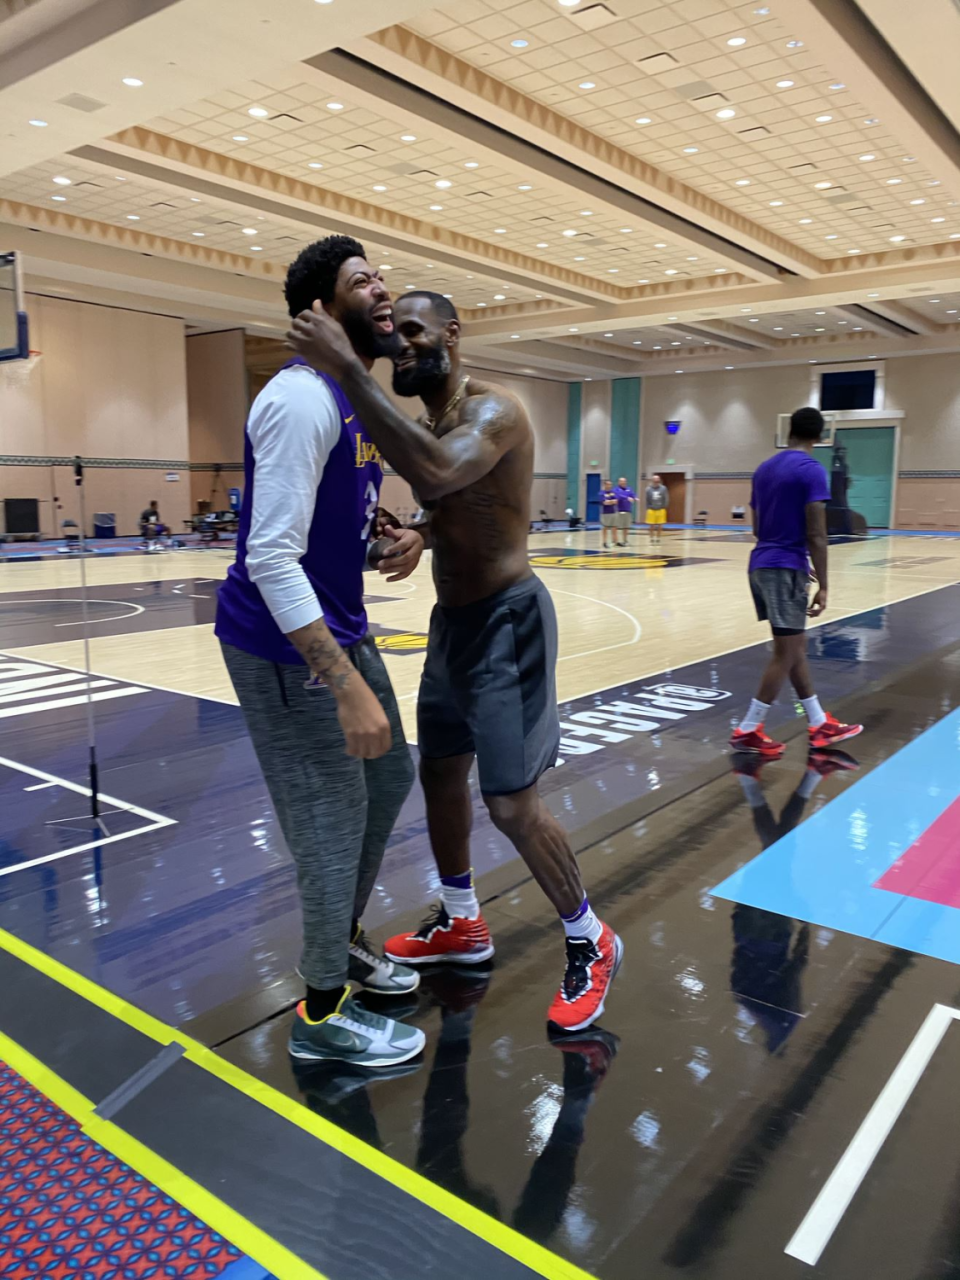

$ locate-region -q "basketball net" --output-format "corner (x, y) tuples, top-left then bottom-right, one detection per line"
(0, 350), (42, 390)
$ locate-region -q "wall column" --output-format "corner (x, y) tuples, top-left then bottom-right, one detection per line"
(609, 377), (641, 489)
(566, 382), (582, 513)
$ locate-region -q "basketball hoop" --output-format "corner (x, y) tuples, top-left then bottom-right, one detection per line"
(0, 349), (42, 389)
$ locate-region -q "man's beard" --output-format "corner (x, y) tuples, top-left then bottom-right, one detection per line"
(392, 345), (451, 398)
(341, 307), (401, 361)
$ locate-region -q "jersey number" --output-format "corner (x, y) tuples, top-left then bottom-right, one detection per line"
(361, 481), (379, 541)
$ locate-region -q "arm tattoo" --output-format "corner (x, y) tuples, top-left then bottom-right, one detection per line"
(287, 619), (354, 693)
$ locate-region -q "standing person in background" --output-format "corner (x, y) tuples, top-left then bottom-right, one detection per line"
(612, 477), (636, 547)
(599, 479), (618, 549)
(140, 500), (168, 549)
(216, 235), (426, 1069)
(644, 475), (668, 548)
(729, 407), (863, 758)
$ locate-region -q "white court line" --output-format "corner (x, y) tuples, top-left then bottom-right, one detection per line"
(786, 1002), (960, 1266)
(0, 687), (147, 720)
(0, 598), (145, 627)
(550, 587), (642, 663)
(24, 781), (56, 792)
(0, 651), (238, 707)
(0, 754), (177, 877)
(0, 680), (113, 707)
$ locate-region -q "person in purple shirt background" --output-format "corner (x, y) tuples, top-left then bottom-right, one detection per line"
(216, 235), (429, 1070)
(730, 406), (863, 759)
(613, 476), (636, 547)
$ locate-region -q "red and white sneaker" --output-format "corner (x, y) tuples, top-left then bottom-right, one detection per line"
(548, 922), (623, 1033)
(808, 714), (863, 750)
(384, 904), (495, 966)
(729, 727), (785, 757)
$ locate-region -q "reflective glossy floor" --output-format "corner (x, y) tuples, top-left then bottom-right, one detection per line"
(2, 535), (960, 1279)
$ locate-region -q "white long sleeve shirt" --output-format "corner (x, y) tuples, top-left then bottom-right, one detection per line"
(243, 366), (340, 634)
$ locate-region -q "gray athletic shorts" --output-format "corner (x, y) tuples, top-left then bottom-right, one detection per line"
(417, 576), (561, 795)
(600, 513), (616, 528)
(750, 568), (810, 635)
(615, 511), (632, 529)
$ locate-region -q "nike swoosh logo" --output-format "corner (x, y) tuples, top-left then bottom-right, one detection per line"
(345, 415), (356, 425)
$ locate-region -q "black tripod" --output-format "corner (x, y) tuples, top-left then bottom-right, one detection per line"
(73, 457), (108, 837)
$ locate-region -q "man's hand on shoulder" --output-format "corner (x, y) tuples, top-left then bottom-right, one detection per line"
(287, 301), (363, 381)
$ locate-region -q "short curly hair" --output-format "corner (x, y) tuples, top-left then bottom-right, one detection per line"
(284, 235), (366, 317)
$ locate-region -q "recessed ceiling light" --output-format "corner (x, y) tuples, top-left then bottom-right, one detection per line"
(126, 214), (140, 220)
(852, 326), (862, 330)
(903, 155), (916, 162)
(951, 233), (960, 239)
(400, 134), (416, 142)
(580, 210), (593, 216)
(308, 162), (323, 169)
(52, 176), (71, 186)
(830, 83), (846, 90)
(608, 268), (619, 273)
(436, 179), (452, 189)
(511, 333), (520, 339)
(776, 80), (795, 88)
(786, 40), (804, 48)
(749, 318), (760, 323)
(327, 102), (344, 111)
(569, 327), (579, 332)
(667, 316), (678, 321)
(769, 200), (784, 207)
(865, 118), (879, 126)
(638, 278), (649, 284)
(190, 197), (201, 202)
(814, 327), (825, 331)
(687, 256), (698, 261)
(604, 332), (613, 337)
(620, 227), (632, 233)
(815, 310), (826, 315)
(774, 326), (783, 331)
(741, 307), (752, 313)
(495, 294), (506, 300)
(573, 255), (586, 261)
(28, 119), (48, 127)
(122, 77), (143, 87)
(248, 106), (269, 117)
(725, 364), (735, 369)
(910, 198), (926, 205)
(716, 108), (737, 120)
(755, 5), (770, 12)
(792, 332), (801, 336)
(734, 179), (751, 187)
(886, 178), (903, 184)
(715, 268), (727, 273)
(675, 370), (684, 374)
(250, 246), (263, 252)
(372, 185), (387, 192)
(477, 302), (487, 307)
(633, 340), (643, 345)
(511, 39), (529, 48)
(727, 36), (747, 46)
(242, 228), (258, 235)
(867, 292), (880, 297)
(635, 116), (652, 125)
(579, 81), (596, 90)
(562, 229), (577, 237)
(51, 195), (66, 201)
(494, 228), (507, 234)
(683, 146), (699, 154)
(464, 161), (479, 169)
(192, 231), (205, 237)
(430, 204), (443, 211)
(814, 181), (833, 189)
(848, 248), (861, 254)
(815, 115), (833, 123)
(233, 134), (249, 142)
(932, 216), (947, 223)
(518, 184), (533, 191)
(799, 217), (813, 224)
(859, 154), (877, 163)
(929, 180), (942, 186)
(665, 269), (678, 275)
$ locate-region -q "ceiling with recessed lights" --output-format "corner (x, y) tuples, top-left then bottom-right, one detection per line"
(3, 0), (960, 379)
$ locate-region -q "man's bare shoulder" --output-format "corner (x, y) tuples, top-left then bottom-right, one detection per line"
(460, 378), (529, 434)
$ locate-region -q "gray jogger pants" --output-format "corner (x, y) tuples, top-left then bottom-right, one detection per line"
(221, 637), (415, 989)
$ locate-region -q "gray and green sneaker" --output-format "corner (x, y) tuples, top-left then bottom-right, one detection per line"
(289, 989), (425, 1067)
(349, 928), (421, 995)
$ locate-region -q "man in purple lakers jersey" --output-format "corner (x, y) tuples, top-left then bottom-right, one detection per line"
(289, 291), (622, 1035)
(216, 236), (426, 1069)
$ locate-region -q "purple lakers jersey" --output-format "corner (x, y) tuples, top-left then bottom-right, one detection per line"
(215, 358), (382, 664)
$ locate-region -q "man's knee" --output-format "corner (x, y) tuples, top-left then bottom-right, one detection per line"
(484, 788), (541, 843)
(419, 753), (472, 795)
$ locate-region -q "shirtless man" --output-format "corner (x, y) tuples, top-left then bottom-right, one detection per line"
(289, 290), (622, 1032)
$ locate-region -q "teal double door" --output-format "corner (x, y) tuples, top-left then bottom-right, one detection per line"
(815, 427), (896, 528)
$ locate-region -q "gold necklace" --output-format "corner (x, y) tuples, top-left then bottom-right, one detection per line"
(424, 376), (470, 432)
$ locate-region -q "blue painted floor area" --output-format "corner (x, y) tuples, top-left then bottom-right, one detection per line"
(713, 706), (960, 965)
(2, 584), (960, 1026)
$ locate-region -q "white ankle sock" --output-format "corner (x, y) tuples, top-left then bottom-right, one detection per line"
(561, 897), (603, 944)
(801, 695), (826, 729)
(440, 885), (480, 920)
(739, 699), (771, 734)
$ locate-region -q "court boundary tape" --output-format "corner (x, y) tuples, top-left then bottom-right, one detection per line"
(0, 926), (599, 1280)
(0, 1026), (310, 1280)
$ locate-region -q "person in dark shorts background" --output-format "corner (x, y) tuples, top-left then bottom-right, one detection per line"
(612, 476), (636, 547)
(289, 289), (622, 1034)
(730, 407), (863, 758)
(600, 478), (618, 548)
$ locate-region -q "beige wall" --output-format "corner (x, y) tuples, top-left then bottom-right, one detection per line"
(186, 329), (247, 514)
(1, 294), (189, 536)
(640, 355), (960, 528)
